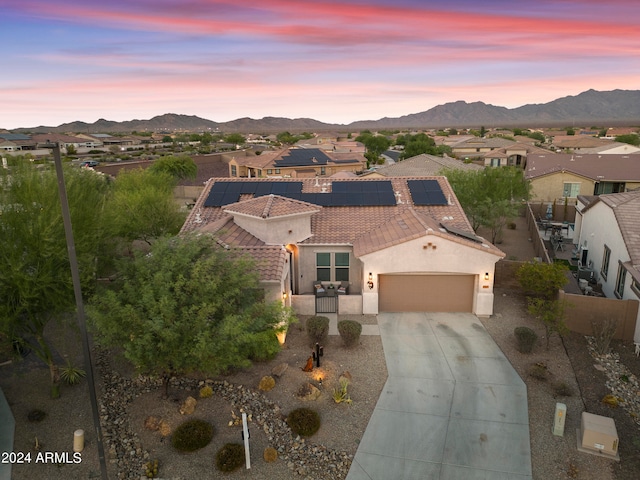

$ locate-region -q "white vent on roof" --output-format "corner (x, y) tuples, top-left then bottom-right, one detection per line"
(194, 209), (202, 224)
(395, 191), (403, 204)
(314, 177), (320, 187)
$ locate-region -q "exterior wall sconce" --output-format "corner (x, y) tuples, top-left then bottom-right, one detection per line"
(367, 272), (374, 290)
(282, 291), (288, 300)
(484, 272), (490, 281)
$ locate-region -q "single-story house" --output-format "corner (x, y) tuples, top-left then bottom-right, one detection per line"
(525, 153), (640, 203)
(483, 142), (549, 168)
(450, 137), (516, 159)
(364, 153), (482, 178)
(181, 176), (504, 317)
(574, 191), (640, 342)
(228, 147), (367, 179)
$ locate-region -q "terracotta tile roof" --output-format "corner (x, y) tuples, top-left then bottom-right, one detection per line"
(223, 194), (321, 219)
(181, 176), (503, 258)
(235, 245), (288, 282)
(198, 216), (266, 248)
(598, 191), (640, 271)
(374, 154), (482, 177)
(525, 153), (640, 181)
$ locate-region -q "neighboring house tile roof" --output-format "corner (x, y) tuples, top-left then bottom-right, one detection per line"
(223, 194), (321, 219)
(231, 147), (366, 170)
(482, 142), (549, 159)
(525, 153), (640, 181)
(578, 142), (640, 155)
(598, 191), (640, 272)
(373, 154), (482, 177)
(553, 137), (613, 149)
(452, 137), (516, 149)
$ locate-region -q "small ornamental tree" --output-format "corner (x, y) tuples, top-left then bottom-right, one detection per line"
(517, 261), (570, 349)
(89, 234), (294, 397)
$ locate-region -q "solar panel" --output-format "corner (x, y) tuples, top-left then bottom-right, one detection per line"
(440, 223), (483, 243)
(203, 180), (398, 208)
(407, 180), (448, 206)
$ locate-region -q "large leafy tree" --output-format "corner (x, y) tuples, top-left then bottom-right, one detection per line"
(441, 166), (531, 242)
(103, 168), (185, 246)
(397, 133), (451, 159)
(88, 235), (294, 397)
(148, 155), (197, 180)
(356, 132), (391, 166)
(0, 163), (110, 396)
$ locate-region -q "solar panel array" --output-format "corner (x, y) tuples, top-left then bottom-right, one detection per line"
(273, 149), (332, 167)
(204, 181), (397, 207)
(407, 179), (448, 206)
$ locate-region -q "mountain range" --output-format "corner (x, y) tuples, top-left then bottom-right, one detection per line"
(11, 89), (640, 134)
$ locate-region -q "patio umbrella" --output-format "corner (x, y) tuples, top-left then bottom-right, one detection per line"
(546, 203), (553, 220)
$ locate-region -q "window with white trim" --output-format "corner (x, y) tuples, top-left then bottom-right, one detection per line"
(562, 182), (580, 198)
(600, 245), (611, 281)
(315, 252), (349, 282)
(615, 263), (626, 299)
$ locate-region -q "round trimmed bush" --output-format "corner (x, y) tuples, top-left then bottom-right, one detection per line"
(171, 419), (214, 453)
(337, 320), (362, 347)
(287, 408), (321, 437)
(306, 316), (330, 345)
(215, 443), (245, 472)
(514, 326), (537, 353)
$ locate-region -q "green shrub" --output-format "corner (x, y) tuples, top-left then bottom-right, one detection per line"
(553, 382), (574, 397)
(528, 362), (549, 381)
(337, 320), (362, 347)
(171, 419), (214, 453)
(215, 443), (245, 472)
(199, 386), (213, 398)
(306, 316), (330, 345)
(287, 408), (321, 437)
(514, 326), (537, 353)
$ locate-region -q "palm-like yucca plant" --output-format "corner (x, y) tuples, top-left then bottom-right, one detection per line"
(59, 360), (86, 385)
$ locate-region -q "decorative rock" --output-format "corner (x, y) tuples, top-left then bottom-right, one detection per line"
(263, 447), (278, 462)
(272, 362), (289, 378)
(296, 383), (321, 401)
(158, 420), (171, 437)
(143, 416), (160, 431)
(259, 375), (276, 392)
(179, 396), (197, 415)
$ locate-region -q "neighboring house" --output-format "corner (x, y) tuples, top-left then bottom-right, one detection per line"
(574, 191), (640, 342)
(0, 133), (36, 151)
(450, 137), (516, 159)
(228, 147), (367, 178)
(578, 142), (640, 155)
(482, 142), (549, 167)
(295, 136), (365, 154)
(365, 153), (482, 178)
(0, 139), (18, 152)
(30, 133), (97, 150)
(551, 136), (617, 153)
(181, 176), (504, 317)
(525, 153), (640, 203)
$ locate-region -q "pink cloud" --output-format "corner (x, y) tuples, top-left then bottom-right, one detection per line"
(9, 0), (639, 52)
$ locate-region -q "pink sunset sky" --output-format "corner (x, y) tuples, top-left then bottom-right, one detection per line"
(1, 0), (639, 129)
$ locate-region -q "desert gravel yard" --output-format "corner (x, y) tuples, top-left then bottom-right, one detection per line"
(2, 215), (640, 479)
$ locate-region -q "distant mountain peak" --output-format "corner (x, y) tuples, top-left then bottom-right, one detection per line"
(9, 89), (640, 133)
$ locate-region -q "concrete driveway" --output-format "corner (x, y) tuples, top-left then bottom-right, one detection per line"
(347, 312), (532, 480)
